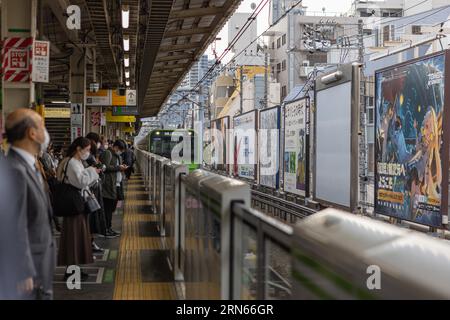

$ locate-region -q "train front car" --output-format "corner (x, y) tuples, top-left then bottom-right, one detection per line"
(147, 129), (199, 171)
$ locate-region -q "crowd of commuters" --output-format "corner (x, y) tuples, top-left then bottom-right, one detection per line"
(0, 108), (135, 299)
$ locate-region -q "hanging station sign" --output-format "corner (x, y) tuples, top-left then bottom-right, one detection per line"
(111, 89), (137, 106)
(86, 89), (111, 106)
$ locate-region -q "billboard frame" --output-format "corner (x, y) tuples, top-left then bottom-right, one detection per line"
(211, 115), (230, 173)
(233, 109), (258, 181)
(258, 105), (281, 189)
(313, 63), (360, 211)
(374, 50), (450, 229)
(282, 97), (310, 197)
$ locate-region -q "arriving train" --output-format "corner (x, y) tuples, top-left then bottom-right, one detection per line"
(143, 129), (200, 171)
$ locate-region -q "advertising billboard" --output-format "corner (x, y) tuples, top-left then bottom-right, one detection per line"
(259, 106), (280, 188)
(233, 110), (258, 180)
(211, 116), (230, 172)
(283, 98), (310, 196)
(375, 52), (450, 227)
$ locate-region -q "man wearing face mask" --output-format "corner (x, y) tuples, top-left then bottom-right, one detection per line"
(5, 108), (55, 300)
(99, 139), (127, 238)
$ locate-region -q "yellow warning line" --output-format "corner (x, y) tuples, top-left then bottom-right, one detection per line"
(113, 175), (176, 300)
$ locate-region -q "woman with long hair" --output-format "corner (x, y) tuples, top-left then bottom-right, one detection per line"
(56, 137), (101, 280)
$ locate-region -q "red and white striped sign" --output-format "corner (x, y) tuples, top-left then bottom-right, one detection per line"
(2, 37), (33, 82)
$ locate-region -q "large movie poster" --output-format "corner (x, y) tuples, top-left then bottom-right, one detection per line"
(375, 53), (449, 227)
(233, 111), (257, 180)
(211, 116), (229, 172)
(259, 106), (280, 188)
(283, 98), (309, 196)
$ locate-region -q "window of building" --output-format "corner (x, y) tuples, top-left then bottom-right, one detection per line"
(276, 63), (281, 73)
(282, 60), (286, 71)
(282, 34), (286, 45)
(367, 106), (374, 125)
(281, 86), (287, 101)
(383, 25), (391, 42)
(412, 25), (422, 35)
(272, 42), (275, 49)
(363, 29), (372, 36)
(277, 38), (281, 49)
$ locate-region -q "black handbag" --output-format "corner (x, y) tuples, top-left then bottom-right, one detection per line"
(53, 159), (85, 217)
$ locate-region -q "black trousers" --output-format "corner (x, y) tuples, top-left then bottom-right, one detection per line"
(103, 198), (117, 229)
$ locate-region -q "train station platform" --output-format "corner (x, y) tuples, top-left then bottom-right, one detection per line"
(53, 174), (177, 300)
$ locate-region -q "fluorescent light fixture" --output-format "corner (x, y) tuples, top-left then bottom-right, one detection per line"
(125, 69), (130, 78)
(122, 5), (130, 29)
(123, 35), (130, 51)
(50, 100), (70, 104)
(124, 54), (130, 67)
(126, 80), (130, 86)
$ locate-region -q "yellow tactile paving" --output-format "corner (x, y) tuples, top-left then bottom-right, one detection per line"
(113, 175), (177, 300)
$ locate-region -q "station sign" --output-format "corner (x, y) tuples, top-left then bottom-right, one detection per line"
(112, 89), (137, 106)
(71, 103), (83, 142)
(32, 40), (50, 83)
(112, 106), (138, 116)
(2, 37), (33, 82)
(86, 89), (137, 106)
(86, 89), (111, 106)
(45, 107), (71, 119)
(105, 110), (136, 123)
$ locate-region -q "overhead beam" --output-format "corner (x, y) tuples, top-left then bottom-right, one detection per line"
(153, 63), (188, 71)
(44, 0), (79, 44)
(156, 53), (193, 62)
(159, 43), (200, 52)
(169, 6), (225, 19)
(164, 27), (214, 38)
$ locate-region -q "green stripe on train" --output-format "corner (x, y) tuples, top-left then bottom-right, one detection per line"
(292, 248), (376, 300)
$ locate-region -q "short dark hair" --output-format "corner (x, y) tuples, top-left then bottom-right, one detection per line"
(113, 140), (126, 151)
(5, 116), (37, 143)
(86, 132), (100, 143)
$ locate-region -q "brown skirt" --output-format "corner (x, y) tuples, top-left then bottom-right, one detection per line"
(57, 214), (93, 266)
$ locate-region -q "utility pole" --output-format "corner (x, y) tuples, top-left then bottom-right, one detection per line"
(240, 65), (243, 114)
(264, 51), (269, 109)
(357, 18), (368, 215)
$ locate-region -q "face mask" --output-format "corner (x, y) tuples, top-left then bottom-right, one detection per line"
(104, 144), (109, 149)
(81, 151), (90, 161)
(40, 129), (50, 153)
(116, 151), (122, 156)
(97, 142), (101, 149)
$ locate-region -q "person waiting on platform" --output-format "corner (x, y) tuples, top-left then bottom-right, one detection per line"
(56, 137), (101, 281)
(100, 139), (128, 238)
(4, 108), (55, 299)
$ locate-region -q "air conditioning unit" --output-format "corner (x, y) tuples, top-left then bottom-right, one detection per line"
(302, 60), (310, 67)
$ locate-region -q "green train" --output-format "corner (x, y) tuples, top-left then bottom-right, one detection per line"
(147, 129), (200, 171)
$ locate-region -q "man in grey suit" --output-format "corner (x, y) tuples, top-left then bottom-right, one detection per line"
(5, 108), (55, 300)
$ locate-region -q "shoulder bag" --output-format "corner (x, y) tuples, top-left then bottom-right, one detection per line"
(53, 158), (85, 217)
